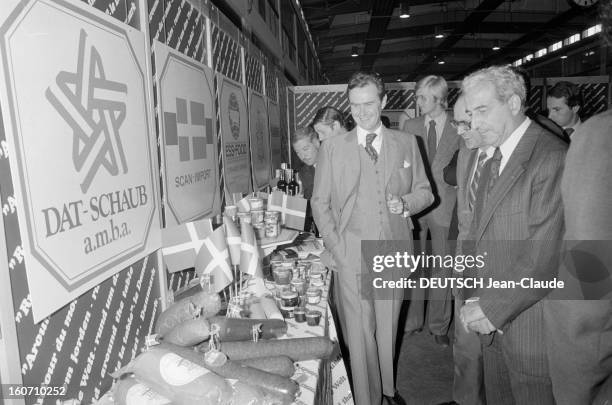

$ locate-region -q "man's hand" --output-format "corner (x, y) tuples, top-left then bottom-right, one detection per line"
(386, 194), (404, 215)
(460, 300), (497, 335)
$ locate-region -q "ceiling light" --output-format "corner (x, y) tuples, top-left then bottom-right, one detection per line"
(399, 3), (410, 19)
(492, 46), (500, 51)
(397, 78), (402, 82)
(435, 33), (444, 39)
(560, 55), (568, 59)
(351, 47), (359, 57)
(438, 60), (445, 65)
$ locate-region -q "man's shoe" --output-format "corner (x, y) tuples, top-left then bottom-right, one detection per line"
(434, 334), (450, 347)
(384, 392), (407, 405)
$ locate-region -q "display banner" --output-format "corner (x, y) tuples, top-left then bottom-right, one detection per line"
(154, 41), (220, 226)
(268, 99), (282, 170)
(0, 0), (161, 322)
(217, 74), (252, 195)
(293, 84), (349, 130)
(248, 89), (271, 190)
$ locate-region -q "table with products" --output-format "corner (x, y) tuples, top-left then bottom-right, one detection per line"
(94, 235), (353, 405)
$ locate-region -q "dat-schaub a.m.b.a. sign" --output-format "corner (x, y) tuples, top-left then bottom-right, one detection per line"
(0, 0), (161, 322)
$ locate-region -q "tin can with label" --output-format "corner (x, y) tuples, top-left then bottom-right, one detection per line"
(251, 209), (265, 224)
(237, 212), (251, 225)
(248, 197), (264, 211)
(264, 210), (281, 238)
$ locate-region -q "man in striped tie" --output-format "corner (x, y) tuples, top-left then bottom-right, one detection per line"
(451, 94), (491, 405)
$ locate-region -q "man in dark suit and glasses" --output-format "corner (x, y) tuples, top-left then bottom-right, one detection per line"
(459, 65), (567, 404)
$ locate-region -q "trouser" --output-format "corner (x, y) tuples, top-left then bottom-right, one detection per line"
(481, 302), (554, 405)
(335, 231), (404, 405)
(405, 217), (453, 335)
(452, 298), (485, 405)
(543, 300), (612, 405)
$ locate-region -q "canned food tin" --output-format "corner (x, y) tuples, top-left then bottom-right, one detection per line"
(237, 212), (251, 225)
(280, 290), (299, 307)
(280, 305), (295, 319)
(251, 209), (265, 224)
(248, 197), (264, 211)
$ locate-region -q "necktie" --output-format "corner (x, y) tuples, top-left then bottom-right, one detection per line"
(468, 151), (488, 211)
(472, 147), (502, 228)
(427, 120), (437, 161)
(365, 133), (378, 163)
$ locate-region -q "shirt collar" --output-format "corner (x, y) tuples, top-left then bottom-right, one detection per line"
(357, 123), (384, 146)
(499, 117), (531, 172)
(425, 111), (447, 131)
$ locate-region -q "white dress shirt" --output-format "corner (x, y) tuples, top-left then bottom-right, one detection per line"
(499, 117), (531, 173)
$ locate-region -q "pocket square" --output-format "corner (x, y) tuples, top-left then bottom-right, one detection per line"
(403, 160), (411, 168)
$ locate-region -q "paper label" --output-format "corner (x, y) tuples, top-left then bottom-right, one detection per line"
(126, 383), (171, 405)
(158, 352), (208, 386)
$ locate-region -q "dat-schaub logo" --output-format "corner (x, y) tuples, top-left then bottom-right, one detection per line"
(46, 29), (128, 192)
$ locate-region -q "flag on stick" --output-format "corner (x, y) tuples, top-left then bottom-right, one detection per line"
(195, 226), (233, 292)
(267, 191), (307, 230)
(161, 219), (213, 272)
(224, 215), (241, 266)
(240, 222), (263, 278)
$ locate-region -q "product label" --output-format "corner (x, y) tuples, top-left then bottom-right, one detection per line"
(158, 353), (208, 386)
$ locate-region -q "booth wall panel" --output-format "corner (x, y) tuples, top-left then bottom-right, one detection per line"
(294, 90), (348, 130)
(1, 91), (161, 404)
(212, 24), (242, 83)
(579, 82), (609, 119)
(246, 53), (264, 93)
(266, 65), (278, 102)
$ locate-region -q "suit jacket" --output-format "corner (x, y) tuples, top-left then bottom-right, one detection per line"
(466, 121), (567, 329)
(311, 126), (433, 268)
(299, 164), (316, 199)
(403, 114), (459, 227)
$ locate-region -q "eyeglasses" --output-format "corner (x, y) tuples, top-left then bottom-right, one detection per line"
(450, 119), (471, 131)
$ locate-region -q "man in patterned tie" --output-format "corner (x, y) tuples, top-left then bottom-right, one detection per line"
(451, 94), (491, 405)
(546, 81), (583, 140)
(402, 75), (459, 346)
(312, 71), (433, 405)
(460, 65), (567, 404)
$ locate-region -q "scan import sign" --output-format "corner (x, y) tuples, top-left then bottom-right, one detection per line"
(0, 0), (161, 322)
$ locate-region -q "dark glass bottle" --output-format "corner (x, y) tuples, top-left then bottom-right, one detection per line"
(277, 168), (287, 193)
(287, 169), (298, 196)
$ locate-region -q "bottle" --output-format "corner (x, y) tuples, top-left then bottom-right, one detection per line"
(272, 169), (282, 190)
(287, 169), (298, 196)
(277, 168), (287, 193)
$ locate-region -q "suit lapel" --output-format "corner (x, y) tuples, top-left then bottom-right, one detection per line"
(434, 116), (457, 166)
(338, 130), (361, 233)
(381, 127), (401, 188)
(476, 123), (540, 240)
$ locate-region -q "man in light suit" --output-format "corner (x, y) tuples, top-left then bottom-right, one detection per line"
(312, 71), (433, 405)
(402, 75), (459, 345)
(460, 65), (567, 404)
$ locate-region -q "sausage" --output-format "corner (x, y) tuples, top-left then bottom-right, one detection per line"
(239, 356), (295, 378)
(208, 317), (287, 341)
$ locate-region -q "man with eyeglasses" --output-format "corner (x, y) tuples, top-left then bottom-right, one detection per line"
(445, 95), (491, 405)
